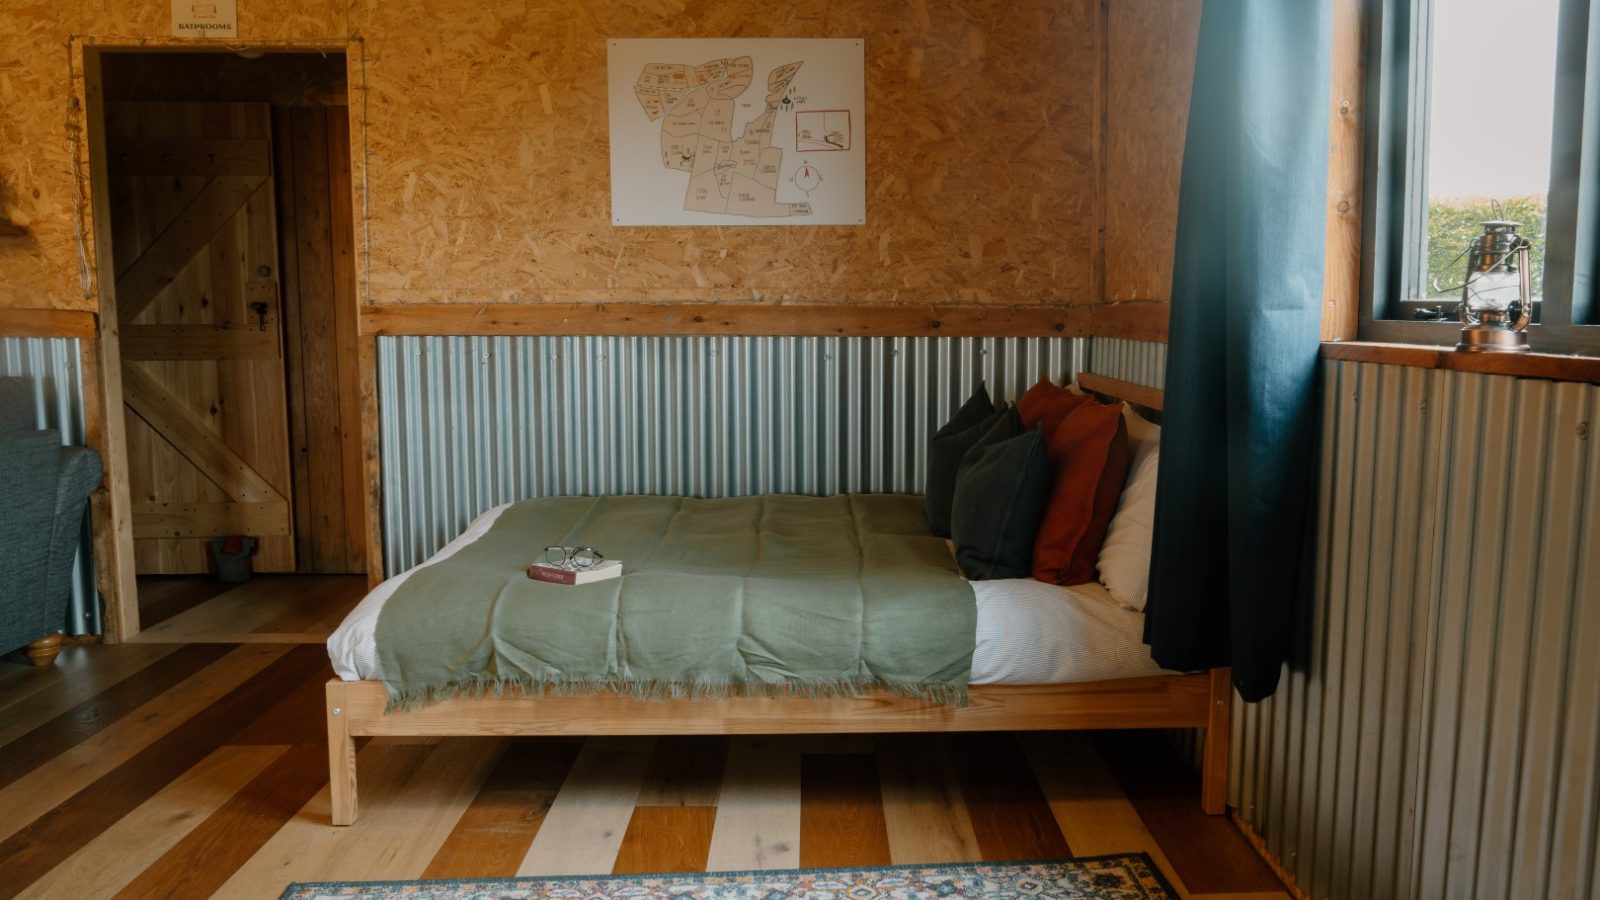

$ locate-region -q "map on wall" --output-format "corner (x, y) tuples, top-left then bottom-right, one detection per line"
(608, 38), (866, 226)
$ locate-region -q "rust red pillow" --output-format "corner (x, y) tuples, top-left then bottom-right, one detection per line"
(1015, 378), (1090, 437)
(1031, 399), (1131, 586)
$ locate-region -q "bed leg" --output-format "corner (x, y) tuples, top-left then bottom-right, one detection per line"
(326, 679), (358, 826)
(1201, 667), (1231, 815)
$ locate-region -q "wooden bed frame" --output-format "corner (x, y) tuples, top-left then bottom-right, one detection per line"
(323, 373), (1232, 825)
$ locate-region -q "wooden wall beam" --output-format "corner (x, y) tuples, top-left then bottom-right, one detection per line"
(358, 301), (1170, 342)
(1322, 0), (1367, 340)
(1321, 341), (1600, 385)
(1077, 372), (1164, 411)
(0, 309), (98, 339)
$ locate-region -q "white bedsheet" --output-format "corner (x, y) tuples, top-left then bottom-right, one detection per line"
(328, 504), (1170, 685)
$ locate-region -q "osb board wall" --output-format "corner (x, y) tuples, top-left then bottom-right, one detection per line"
(1105, 0), (1202, 302)
(0, 0), (1200, 312)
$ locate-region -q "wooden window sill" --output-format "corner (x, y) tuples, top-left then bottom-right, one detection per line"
(1321, 341), (1600, 385)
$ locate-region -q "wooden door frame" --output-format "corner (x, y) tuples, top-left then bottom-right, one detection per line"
(74, 39), (378, 641)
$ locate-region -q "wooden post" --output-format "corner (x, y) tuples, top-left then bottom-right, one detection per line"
(326, 679), (358, 825)
(78, 47), (141, 642)
(1201, 666), (1232, 815)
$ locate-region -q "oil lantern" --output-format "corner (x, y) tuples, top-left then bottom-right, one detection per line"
(1456, 219), (1533, 353)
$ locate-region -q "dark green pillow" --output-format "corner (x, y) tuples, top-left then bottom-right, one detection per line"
(960, 406), (1023, 468)
(924, 383), (997, 537)
(950, 426), (1052, 580)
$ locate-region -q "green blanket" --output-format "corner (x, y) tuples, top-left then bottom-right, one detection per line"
(375, 494), (977, 710)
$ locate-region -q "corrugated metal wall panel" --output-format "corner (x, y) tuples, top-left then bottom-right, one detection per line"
(0, 337), (99, 635)
(1235, 358), (1600, 900)
(377, 334), (1084, 574)
(1086, 337), (1166, 388)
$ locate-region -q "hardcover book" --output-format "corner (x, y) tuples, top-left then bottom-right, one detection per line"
(526, 560), (623, 585)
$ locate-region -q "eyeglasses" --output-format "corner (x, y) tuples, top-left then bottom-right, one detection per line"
(541, 546), (604, 570)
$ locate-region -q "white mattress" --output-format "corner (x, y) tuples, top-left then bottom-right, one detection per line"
(328, 504), (1170, 685)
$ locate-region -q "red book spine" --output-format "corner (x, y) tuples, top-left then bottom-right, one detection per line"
(526, 565), (577, 585)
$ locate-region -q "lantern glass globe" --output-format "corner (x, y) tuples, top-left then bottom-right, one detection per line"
(1463, 269), (1520, 317)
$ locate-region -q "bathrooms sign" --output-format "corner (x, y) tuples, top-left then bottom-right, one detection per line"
(171, 0), (238, 39)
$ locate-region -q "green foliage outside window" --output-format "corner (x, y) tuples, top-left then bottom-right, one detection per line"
(1423, 195), (1547, 300)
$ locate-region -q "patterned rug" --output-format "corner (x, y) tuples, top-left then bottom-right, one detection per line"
(278, 856), (1176, 899)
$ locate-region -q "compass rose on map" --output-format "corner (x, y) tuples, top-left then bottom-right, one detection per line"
(792, 163), (823, 195)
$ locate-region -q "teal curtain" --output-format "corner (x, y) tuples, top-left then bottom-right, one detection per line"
(1145, 0), (1333, 702)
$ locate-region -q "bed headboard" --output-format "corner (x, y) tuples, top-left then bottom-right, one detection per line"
(1077, 372), (1163, 415)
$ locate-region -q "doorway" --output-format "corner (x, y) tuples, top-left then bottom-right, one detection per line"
(93, 50), (365, 612)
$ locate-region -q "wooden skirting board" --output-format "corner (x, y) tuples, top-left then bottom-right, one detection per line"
(358, 301), (1170, 342)
(325, 670), (1232, 826)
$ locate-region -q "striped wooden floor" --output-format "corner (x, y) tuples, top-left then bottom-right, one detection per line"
(0, 575), (1289, 899)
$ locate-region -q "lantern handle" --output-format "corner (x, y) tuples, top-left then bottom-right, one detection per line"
(1511, 240), (1533, 330)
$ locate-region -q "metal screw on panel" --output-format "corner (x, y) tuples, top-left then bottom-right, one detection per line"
(332, 708), (343, 716)
(256, 265), (272, 277)
(1579, 421), (1590, 440)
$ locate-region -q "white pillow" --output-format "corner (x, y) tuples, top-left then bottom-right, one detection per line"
(1097, 406), (1159, 611)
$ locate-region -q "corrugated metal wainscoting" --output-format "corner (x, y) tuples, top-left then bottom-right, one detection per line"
(1236, 358), (1600, 899)
(376, 334), (1084, 574)
(1086, 336), (1167, 388)
(0, 337), (100, 635)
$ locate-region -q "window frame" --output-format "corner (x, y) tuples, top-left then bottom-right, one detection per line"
(1359, 0), (1600, 355)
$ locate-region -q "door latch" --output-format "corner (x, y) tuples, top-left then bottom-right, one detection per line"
(251, 301), (269, 331)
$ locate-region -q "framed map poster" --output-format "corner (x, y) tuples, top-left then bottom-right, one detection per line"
(607, 38), (866, 226)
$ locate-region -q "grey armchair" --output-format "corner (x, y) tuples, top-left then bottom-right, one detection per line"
(0, 376), (102, 665)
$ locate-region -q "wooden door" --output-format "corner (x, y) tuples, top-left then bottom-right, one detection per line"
(106, 101), (296, 574)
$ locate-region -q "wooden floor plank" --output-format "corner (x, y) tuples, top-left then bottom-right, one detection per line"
(422, 740), (583, 879)
(946, 732), (1072, 862)
(799, 753), (893, 869)
(704, 736), (801, 872)
(0, 643), (182, 749)
(136, 576), (235, 629)
(0, 645), (323, 898)
(1021, 732), (1195, 898)
(636, 736), (727, 807)
(876, 734), (982, 865)
(310, 737), (503, 879)
(0, 645), (159, 717)
(114, 741), (333, 900)
(0, 643), (288, 847)
(132, 579), (323, 643)
(612, 806), (717, 874)
(249, 575), (365, 635)
(0, 644), (234, 791)
(209, 740), (438, 898)
(518, 737), (656, 876)
(16, 745), (285, 900)
(1094, 731), (1286, 895)
(228, 660), (345, 746)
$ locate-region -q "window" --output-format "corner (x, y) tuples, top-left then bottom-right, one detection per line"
(1361, 0), (1600, 354)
